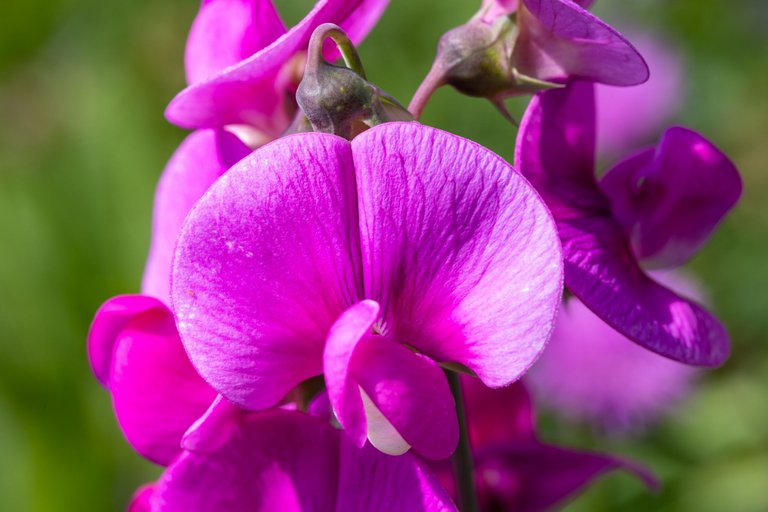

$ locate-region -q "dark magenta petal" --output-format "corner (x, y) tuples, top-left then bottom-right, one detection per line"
(353, 122), (563, 388)
(181, 395), (243, 454)
(172, 133), (361, 410)
(600, 127), (742, 268)
(515, 0), (648, 86)
(97, 296), (216, 465)
(474, 442), (657, 512)
(518, 83), (730, 366)
(142, 129), (250, 304)
(185, 0), (287, 84)
(153, 410), (456, 511)
(128, 484), (155, 512)
(166, 0), (390, 133)
(461, 376), (535, 447)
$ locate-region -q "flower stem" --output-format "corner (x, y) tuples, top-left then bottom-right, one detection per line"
(446, 371), (479, 512)
(306, 23), (367, 79)
(408, 63), (445, 120)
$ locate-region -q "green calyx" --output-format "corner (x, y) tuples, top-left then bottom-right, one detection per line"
(296, 24), (412, 140)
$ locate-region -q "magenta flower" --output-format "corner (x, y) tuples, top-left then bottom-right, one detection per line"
(128, 408), (457, 511)
(167, 0), (390, 136)
(596, 31), (685, 157)
(171, 122), (563, 459)
(432, 377), (656, 511)
(527, 271), (702, 432)
(516, 82), (741, 366)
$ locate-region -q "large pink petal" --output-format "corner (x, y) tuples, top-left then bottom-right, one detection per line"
(153, 410), (456, 511)
(185, 0), (287, 85)
(106, 298), (216, 465)
(128, 484), (155, 512)
(142, 129), (251, 304)
(352, 122), (563, 387)
(518, 84), (730, 366)
(474, 442), (657, 512)
(516, 0), (648, 86)
(600, 127), (742, 268)
(171, 133), (361, 410)
(166, 0), (390, 133)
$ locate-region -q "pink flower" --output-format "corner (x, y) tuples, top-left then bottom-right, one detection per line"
(170, 122), (563, 459)
(516, 82), (741, 366)
(167, 0), (391, 137)
(527, 271), (702, 432)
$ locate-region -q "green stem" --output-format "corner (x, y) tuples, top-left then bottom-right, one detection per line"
(446, 371), (479, 512)
(306, 23), (367, 79)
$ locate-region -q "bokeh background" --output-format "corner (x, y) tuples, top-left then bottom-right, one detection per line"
(1, 0), (766, 510)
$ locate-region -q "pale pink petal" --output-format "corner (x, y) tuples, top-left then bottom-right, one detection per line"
(142, 129), (251, 304)
(352, 122), (563, 387)
(171, 133), (361, 410)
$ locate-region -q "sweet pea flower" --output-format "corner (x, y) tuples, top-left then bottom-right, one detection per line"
(516, 82), (741, 366)
(166, 0), (390, 137)
(409, 0), (648, 119)
(171, 122), (563, 459)
(432, 377), (656, 511)
(527, 271), (702, 432)
(128, 409), (457, 512)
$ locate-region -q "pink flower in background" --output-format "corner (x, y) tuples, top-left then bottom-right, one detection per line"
(171, 122), (563, 459)
(431, 377), (656, 511)
(527, 271), (703, 432)
(517, 82), (741, 366)
(597, 31), (685, 157)
(167, 0), (391, 136)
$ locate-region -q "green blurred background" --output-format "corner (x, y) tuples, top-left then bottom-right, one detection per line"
(0, 0), (766, 510)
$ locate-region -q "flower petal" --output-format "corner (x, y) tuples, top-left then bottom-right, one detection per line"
(88, 295), (163, 386)
(324, 300), (379, 448)
(518, 84), (730, 366)
(172, 133), (361, 410)
(474, 442), (657, 512)
(128, 484), (155, 512)
(352, 335), (458, 460)
(185, 0), (287, 85)
(600, 126), (742, 268)
(516, 0), (648, 86)
(142, 129), (251, 304)
(352, 122), (563, 387)
(461, 376), (534, 447)
(107, 298), (217, 465)
(153, 410), (456, 512)
(166, 0), (390, 133)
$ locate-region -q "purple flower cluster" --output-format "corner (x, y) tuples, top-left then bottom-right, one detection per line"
(88, 1), (741, 510)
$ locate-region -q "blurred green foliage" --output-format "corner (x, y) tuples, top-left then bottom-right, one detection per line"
(0, 0), (766, 510)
